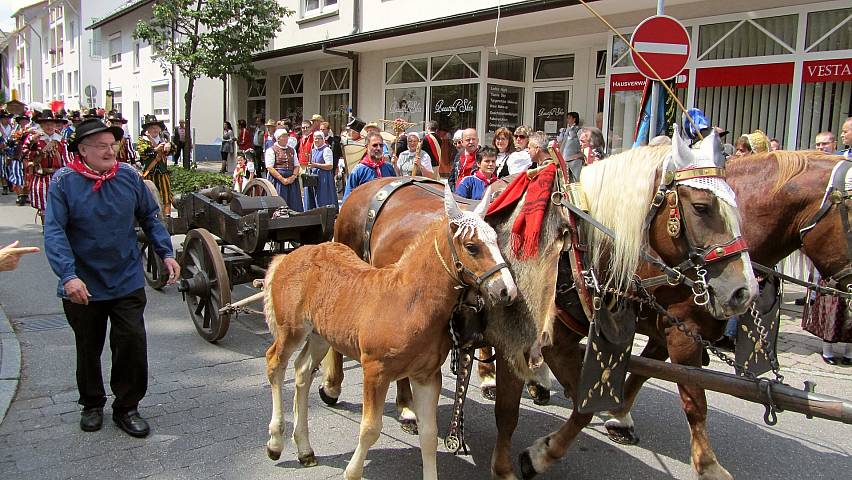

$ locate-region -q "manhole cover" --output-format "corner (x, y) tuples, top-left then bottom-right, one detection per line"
(16, 315), (70, 332)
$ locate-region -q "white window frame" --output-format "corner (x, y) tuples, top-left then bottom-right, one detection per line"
(301, 0), (338, 21)
(69, 20), (76, 53)
(109, 32), (122, 68)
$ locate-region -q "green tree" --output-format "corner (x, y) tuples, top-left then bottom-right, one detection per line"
(134, 0), (292, 169)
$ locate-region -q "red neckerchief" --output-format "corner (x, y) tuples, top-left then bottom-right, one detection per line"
(486, 163), (556, 259)
(456, 150), (477, 186)
(67, 157), (120, 192)
(474, 169), (497, 186)
(359, 155), (386, 178)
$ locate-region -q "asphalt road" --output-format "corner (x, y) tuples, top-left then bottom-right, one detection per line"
(1, 188), (851, 479)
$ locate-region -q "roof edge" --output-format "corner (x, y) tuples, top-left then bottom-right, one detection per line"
(86, 0), (156, 30)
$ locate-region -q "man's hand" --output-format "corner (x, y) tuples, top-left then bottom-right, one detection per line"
(64, 278), (91, 305)
(0, 241), (40, 272)
(164, 257), (180, 285)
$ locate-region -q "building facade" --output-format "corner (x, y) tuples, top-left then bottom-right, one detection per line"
(232, 0), (850, 154)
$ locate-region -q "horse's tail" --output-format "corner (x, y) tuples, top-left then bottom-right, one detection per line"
(263, 254), (286, 340)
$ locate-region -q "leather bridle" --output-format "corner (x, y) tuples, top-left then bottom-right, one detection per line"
(435, 223), (508, 290)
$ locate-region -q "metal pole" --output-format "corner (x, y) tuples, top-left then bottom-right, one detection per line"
(647, 0), (664, 140)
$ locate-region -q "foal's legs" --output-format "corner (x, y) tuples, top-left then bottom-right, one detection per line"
(344, 362), (391, 480)
(265, 325), (310, 461)
(396, 378), (418, 434)
(478, 347), (498, 401)
(518, 325), (592, 478)
(291, 332), (331, 467)
(319, 348), (343, 405)
(410, 372), (442, 480)
(666, 328), (732, 480)
(605, 337), (670, 444)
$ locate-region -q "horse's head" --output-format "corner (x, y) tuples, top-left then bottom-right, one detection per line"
(651, 127), (759, 319)
(444, 185), (518, 307)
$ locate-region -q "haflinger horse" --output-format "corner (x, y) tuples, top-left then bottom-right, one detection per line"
(491, 128), (758, 480)
(602, 150), (852, 480)
(321, 128), (758, 479)
(263, 185), (517, 480)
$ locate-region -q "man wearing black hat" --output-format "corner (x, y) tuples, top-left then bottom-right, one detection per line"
(9, 112), (35, 205)
(107, 111), (138, 166)
(44, 118), (179, 438)
(136, 114), (175, 215)
(0, 109), (13, 195)
(22, 110), (70, 222)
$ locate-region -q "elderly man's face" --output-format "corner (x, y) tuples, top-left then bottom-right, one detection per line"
(815, 133), (836, 153)
(77, 132), (118, 173)
(407, 135), (420, 151)
(842, 120), (852, 148)
(146, 125), (162, 138)
(367, 136), (384, 161)
(462, 129), (478, 154)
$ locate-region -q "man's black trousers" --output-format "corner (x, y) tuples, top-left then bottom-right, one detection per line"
(62, 288), (148, 414)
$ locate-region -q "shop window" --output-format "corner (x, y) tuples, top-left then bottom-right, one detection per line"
(430, 83), (478, 134)
(596, 50), (607, 78)
(806, 8), (852, 52)
(485, 84), (524, 143)
(279, 73), (304, 95)
(247, 78), (266, 98)
(386, 58), (427, 84)
(697, 82), (791, 147)
(797, 58), (852, 149)
(611, 34), (633, 68)
(385, 87), (426, 132)
(431, 52), (480, 81)
(488, 53), (525, 82)
(320, 67), (351, 133)
(279, 97), (303, 128)
(534, 55), (574, 81)
(279, 74), (304, 127)
(247, 99), (266, 124)
(698, 16), (796, 60)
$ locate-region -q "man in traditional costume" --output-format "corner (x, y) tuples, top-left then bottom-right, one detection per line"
(62, 110), (82, 142)
(0, 109), (13, 195)
(107, 111), (138, 167)
(44, 118), (179, 438)
(343, 131), (397, 201)
(421, 120), (443, 173)
(10, 112), (35, 206)
(23, 110), (70, 222)
(136, 114), (175, 215)
(264, 129), (304, 211)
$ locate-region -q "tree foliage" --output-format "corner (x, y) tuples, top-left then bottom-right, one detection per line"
(134, 0), (291, 81)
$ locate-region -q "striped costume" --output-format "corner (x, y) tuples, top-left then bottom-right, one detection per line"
(7, 126), (32, 188)
(22, 133), (69, 216)
(0, 123), (11, 188)
(136, 135), (173, 209)
(116, 135), (137, 165)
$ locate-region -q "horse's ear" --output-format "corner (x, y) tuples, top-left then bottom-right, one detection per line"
(473, 186), (492, 218)
(444, 183), (464, 223)
(672, 124), (694, 169)
(699, 128), (726, 168)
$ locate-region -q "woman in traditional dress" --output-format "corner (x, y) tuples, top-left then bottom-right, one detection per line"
(304, 130), (337, 209)
(394, 132), (433, 177)
(264, 129), (303, 212)
(492, 127), (514, 179)
(136, 115), (174, 215)
(456, 146), (498, 200)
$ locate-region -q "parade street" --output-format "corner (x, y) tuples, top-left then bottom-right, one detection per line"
(1, 189), (851, 480)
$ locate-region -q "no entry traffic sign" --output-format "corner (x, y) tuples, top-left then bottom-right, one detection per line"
(631, 15), (690, 81)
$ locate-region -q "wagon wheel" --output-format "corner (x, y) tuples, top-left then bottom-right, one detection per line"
(179, 228), (231, 342)
(139, 179), (168, 289)
(243, 178), (278, 197)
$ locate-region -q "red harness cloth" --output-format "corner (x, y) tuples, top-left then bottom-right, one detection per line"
(486, 163), (557, 259)
(67, 158), (120, 192)
(360, 156), (386, 178)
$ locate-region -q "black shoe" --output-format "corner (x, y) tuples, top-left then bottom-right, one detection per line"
(80, 407), (103, 432)
(822, 355), (839, 366)
(113, 409), (150, 438)
(841, 357), (852, 366)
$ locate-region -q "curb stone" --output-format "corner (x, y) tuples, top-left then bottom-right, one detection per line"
(0, 305), (21, 426)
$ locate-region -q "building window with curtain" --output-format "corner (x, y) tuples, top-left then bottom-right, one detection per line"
(319, 67), (350, 134)
(279, 73), (304, 128)
(247, 77), (267, 123)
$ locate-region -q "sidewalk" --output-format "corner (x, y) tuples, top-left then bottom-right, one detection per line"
(0, 306), (20, 424)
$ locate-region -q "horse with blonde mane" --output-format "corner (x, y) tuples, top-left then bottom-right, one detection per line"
(262, 186), (516, 480)
(600, 150), (852, 480)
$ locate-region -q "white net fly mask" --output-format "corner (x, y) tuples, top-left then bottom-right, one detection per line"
(664, 157), (738, 209)
(450, 212), (498, 244)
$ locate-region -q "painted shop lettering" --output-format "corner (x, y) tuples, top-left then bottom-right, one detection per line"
(807, 64), (852, 78)
(538, 107), (565, 117)
(434, 98), (474, 114)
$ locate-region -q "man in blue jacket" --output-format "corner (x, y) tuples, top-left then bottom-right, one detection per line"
(44, 118), (179, 438)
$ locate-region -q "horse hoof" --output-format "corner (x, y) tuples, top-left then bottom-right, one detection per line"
(298, 452), (318, 467)
(528, 384), (550, 406)
(318, 386), (339, 406)
(400, 418), (419, 435)
(606, 424), (640, 445)
(266, 447), (282, 461)
(481, 384), (497, 401)
(518, 451), (539, 479)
